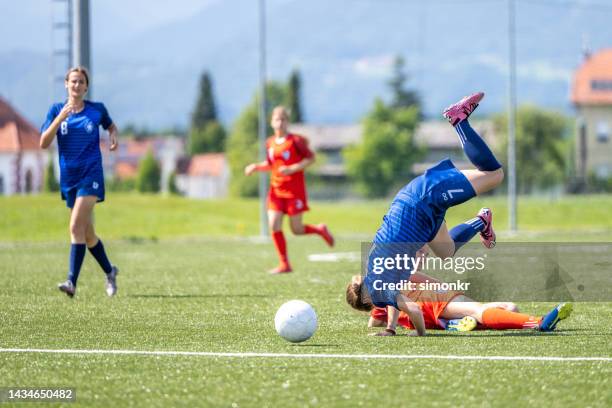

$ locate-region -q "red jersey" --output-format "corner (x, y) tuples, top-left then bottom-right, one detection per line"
(266, 133), (314, 198)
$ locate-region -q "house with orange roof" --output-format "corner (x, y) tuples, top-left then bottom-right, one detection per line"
(101, 136), (185, 193)
(572, 48), (612, 181)
(0, 97), (46, 195)
(102, 135), (230, 197)
(175, 153), (229, 198)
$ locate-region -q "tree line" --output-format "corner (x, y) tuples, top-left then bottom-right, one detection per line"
(44, 57), (587, 196)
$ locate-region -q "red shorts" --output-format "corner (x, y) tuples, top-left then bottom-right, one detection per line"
(371, 305), (442, 330)
(370, 291), (463, 330)
(267, 190), (309, 215)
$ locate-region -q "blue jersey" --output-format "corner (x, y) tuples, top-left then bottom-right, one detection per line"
(41, 100), (112, 206)
(365, 159), (476, 308)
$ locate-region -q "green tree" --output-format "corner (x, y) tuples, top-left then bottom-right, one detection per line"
(287, 69), (303, 122)
(494, 105), (569, 193)
(136, 150), (161, 193)
(189, 71), (226, 154)
(189, 121), (226, 154)
(344, 99), (424, 198)
(227, 82), (287, 197)
(122, 123), (151, 138)
(191, 71), (217, 127)
(43, 156), (59, 192)
(167, 170), (180, 195)
(107, 177), (135, 192)
(388, 56), (421, 111)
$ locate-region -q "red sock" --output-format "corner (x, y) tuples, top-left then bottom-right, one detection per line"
(304, 224), (320, 235)
(304, 224), (334, 247)
(272, 231), (289, 266)
(482, 308), (541, 330)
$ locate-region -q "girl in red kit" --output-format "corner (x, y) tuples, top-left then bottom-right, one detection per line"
(245, 106), (334, 274)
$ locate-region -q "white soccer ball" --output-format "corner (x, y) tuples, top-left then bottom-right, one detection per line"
(274, 300), (318, 343)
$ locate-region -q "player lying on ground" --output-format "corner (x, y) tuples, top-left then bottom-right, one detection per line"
(244, 106), (334, 274)
(361, 91), (504, 336)
(347, 273), (573, 335)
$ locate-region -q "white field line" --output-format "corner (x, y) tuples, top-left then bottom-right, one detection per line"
(307, 252), (361, 262)
(0, 348), (610, 362)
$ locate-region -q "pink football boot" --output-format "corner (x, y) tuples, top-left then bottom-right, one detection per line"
(443, 92), (485, 126)
(477, 207), (496, 249)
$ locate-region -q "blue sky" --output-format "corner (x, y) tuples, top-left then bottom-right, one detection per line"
(2, 1), (612, 128)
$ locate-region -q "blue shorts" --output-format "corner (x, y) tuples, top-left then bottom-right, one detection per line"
(364, 159), (476, 308)
(399, 158), (476, 241)
(61, 177), (105, 208)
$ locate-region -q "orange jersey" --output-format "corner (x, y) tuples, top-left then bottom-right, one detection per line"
(266, 134), (314, 198)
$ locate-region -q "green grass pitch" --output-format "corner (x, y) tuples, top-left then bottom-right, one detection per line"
(0, 194), (611, 406)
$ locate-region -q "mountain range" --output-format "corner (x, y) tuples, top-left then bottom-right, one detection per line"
(2, 0), (612, 129)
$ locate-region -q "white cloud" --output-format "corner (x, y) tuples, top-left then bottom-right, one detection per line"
(353, 55), (394, 78)
(465, 54), (571, 82)
(517, 61), (571, 82)
(475, 54), (507, 72)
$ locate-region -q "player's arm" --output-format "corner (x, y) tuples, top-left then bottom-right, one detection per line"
(40, 104), (73, 149)
(371, 306), (400, 336)
(279, 156), (314, 175)
(386, 306), (400, 333)
(397, 294), (426, 336)
(368, 316), (385, 327)
(107, 123), (119, 151)
(244, 160), (271, 176)
(279, 135), (315, 175)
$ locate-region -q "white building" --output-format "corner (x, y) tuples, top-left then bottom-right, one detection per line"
(290, 120), (497, 177)
(175, 153), (229, 199)
(571, 48), (612, 181)
(102, 136), (185, 193)
(0, 97), (46, 195)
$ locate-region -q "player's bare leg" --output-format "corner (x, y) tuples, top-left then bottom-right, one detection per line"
(428, 221), (455, 259)
(82, 209), (118, 296)
(480, 301), (519, 312)
(429, 206), (496, 255)
(84, 219), (98, 248)
(288, 213), (305, 234)
(58, 195), (97, 297)
(70, 195), (97, 244)
(440, 296), (486, 322)
(268, 210), (284, 233)
(461, 168), (504, 196)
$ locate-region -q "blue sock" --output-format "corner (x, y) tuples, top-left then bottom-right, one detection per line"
(88, 240), (113, 274)
(68, 243), (86, 286)
(455, 120), (502, 171)
(450, 217), (485, 253)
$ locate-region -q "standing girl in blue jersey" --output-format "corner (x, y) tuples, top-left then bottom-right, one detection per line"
(40, 66), (119, 298)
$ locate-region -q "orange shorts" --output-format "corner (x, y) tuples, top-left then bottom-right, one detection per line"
(267, 190), (309, 215)
(420, 301), (450, 329)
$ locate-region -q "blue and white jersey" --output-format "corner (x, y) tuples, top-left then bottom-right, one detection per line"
(365, 159), (477, 308)
(41, 100), (112, 191)
(373, 159), (476, 246)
